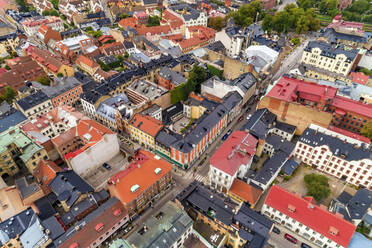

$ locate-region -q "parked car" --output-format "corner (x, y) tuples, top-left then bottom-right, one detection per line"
(238, 116), (244, 122)
(246, 114), (252, 120)
(246, 107), (251, 113)
(273, 227), (280, 234)
(301, 243), (312, 248)
(284, 233), (297, 244)
(103, 163), (111, 170)
(221, 129), (233, 141)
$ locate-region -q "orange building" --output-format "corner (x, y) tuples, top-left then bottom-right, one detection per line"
(108, 150), (172, 217)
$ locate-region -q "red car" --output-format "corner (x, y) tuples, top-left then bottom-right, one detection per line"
(238, 116), (244, 122)
(284, 233), (297, 244)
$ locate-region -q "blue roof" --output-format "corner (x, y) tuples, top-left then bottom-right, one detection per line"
(96, 93), (129, 123)
(0, 109), (27, 133)
(20, 216), (47, 248)
(281, 159), (299, 175)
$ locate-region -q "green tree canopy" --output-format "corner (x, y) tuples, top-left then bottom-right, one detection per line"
(2, 86), (17, 103)
(146, 16), (161, 27)
(229, 1), (264, 27)
(262, 14), (274, 33)
(361, 121), (372, 141)
(304, 173), (331, 202)
(208, 17), (226, 31)
(37, 76), (51, 86)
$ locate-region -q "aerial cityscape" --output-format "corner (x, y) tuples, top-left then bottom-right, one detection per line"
(0, 0), (371, 247)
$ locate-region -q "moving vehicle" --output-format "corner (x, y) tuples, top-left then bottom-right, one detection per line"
(284, 233), (297, 244)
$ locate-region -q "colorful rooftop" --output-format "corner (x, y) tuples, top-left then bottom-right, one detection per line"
(210, 131), (257, 176)
(265, 186), (356, 248)
(108, 150), (172, 204)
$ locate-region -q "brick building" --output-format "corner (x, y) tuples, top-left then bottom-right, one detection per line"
(258, 76), (372, 135)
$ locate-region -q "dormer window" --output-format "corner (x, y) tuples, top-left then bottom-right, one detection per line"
(288, 204), (296, 213)
(329, 226), (338, 236)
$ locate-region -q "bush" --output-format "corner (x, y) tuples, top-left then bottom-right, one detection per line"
(291, 37), (300, 46)
(304, 173), (331, 202)
(37, 76), (51, 86)
(207, 65), (223, 79)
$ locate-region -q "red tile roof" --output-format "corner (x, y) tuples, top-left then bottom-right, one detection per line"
(59, 198), (128, 248)
(332, 95), (372, 118)
(137, 24), (171, 36)
(328, 125), (371, 144)
(118, 17), (137, 28)
(267, 76), (338, 102)
(108, 150), (172, 205)
(350, 71), (369, 85)
(76, 55), (99, 69)
(34, 160), (62, 185)
(265, 186), (356, 248)
(210, 131), (257, 176)
(229, 178), (262, 205)
(129, 113), (163, 137)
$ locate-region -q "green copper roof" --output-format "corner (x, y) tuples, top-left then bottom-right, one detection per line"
(0, 126), (43, 162)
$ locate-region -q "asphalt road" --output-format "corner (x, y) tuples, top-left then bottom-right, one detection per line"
(267, 224), (314, 248)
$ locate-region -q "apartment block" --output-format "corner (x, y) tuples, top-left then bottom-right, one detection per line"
(262, 185), (356, 248)
(294, 125), (372, 189)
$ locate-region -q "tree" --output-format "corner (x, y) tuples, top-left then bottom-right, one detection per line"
(57, 72), (63, 77)
(4, 65), (10, 70)
(297, 0), (315, 10)
(146, 16), (161, 27)
(37, 76), (51, 86)
(361, 121), (372, 141)
(229, 1), (264, 27)
(120, 13), (131, 19)
(296, 15), (310, 34)
(50, 0), (59, 9)
(42, 9), (59, 16)
(304, 173), (331, 202)
(208, 17), (226, 31)
(262, 14), (274, 33)
(2, 86), (17, 103)
(291, 37), (301, 45)
(207, 65), (223, 79)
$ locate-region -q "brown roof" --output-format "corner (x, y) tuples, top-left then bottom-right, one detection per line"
(27, 45), (70, 73)
(59, 198), (128, 248)
(76, 55), (99, 69)
(136, 24), (171, 36)
(33, 160), (62, 194)
(129, 113), (163, 137)
(0, 56), (45, 91)
(99, 42), (125, 54)
(229, 178), (262, 205)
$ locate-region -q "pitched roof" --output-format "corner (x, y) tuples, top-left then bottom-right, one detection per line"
(118, 17), (137, 28)
(229, 178), (262, 205)
(33, 160), (62, 187)
(210, 131), (257, 176)
(76, 54), (99, 68)
(265, 186), (356, 247)
(137, 24), (171, 36)
(129, 113), (163, 137)
(109, 150), (172, 204)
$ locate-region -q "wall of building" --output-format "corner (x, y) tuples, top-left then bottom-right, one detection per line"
(69, 134), (120, 177)
(258, 97), (332, 135)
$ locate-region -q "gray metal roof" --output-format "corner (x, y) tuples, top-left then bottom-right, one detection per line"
(0, 102), (27, 133)
(323, 28), (367, 44)
(265, 134), (295, 155)
(241, 108), (277, 140)
(126, 201), (193, 248)
(305, 41), (358, 62)
(41, 216), (65, 240)
(16, 91), (50, 111)
(15, 177), (42, 200)
(177, 182), (237, 226)
(222, 91), (242, 111)
(300, 127), (372, 161)
(347, 189), (372, 220)
(253, 151), (288, 185)
(158, 67), (186, 87)
(49, 171), (93, 208)
(0, 208), (36, 245)
(169, 3), (202, 21)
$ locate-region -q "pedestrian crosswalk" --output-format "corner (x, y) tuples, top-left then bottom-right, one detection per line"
(194, 174), (208, 184)
(182, 171), (209, 184)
